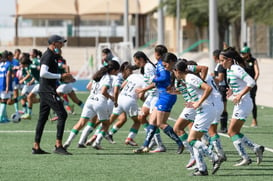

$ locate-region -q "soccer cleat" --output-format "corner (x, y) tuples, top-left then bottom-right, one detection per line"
(105, 134), (116, 144)
(92, 142), (102, 150)
(32, 147), (50, 154)
(255, 146), (264, 165)
(18, 110), (25, 114)
(177, 145), (185, 154)
(21, 113), (31, 120)
(191, 169), (208, 176)
(234, 158), (252, 166)
(65, 105), (75, 114)
(150, 145), (166, 153)
(77, 144), (86, 148)
(50, 116), (59, 122)
(186, 157), (196, 168)
(212, 157), (224, 175)
(53, 146), (72, 155)
(85, 135), (97, 146)
(125, 138), (138, 146)
(133, 146), (149, 153)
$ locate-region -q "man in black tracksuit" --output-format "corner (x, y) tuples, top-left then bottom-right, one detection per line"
(32, 35), (72, 155)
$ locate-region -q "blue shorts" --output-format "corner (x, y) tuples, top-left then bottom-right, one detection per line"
(155, 92), (177, 112)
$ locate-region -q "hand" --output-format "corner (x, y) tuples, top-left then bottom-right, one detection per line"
(61, 73), (76, 83)
(135, 88), (145, 94)
(232, 94), (242, 105)
(226, 88), (233, 98)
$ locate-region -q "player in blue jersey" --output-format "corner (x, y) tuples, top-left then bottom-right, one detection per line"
(134, 52), (184, 154)
(0, 51), (13, 123)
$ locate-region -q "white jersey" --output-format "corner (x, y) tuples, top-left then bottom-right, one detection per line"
(88, 74), (112, 102)
(120, 74), (146, 100)
(227, 64), (255, 97)
(185, 73), (213, 105)
(206, 75), (222, 102)
(175, 79), (191, 102)
(143, 62), (158, 97)
(109, 75), (121, 96)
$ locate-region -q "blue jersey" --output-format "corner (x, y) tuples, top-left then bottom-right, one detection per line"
(153, 60), (171, 91)
(0, 61), (13, 91)
(153, 60), (177, 112)
(12, 58), (20, 84)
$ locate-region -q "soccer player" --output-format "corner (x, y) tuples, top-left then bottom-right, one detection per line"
(133, 51), (167, 152)
(219, 47), (264, 166)
(173, 60), (223, 176)
(63, 60), (120, 150)
(134, 52), (184, 154)
(0, 51), (13, 123)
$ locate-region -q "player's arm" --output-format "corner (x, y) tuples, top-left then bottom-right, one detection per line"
(253, 59), (260, 81)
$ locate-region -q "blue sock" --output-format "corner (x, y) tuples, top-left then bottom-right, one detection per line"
(143, 124), (157, 147)
(163, 125), (183, 146)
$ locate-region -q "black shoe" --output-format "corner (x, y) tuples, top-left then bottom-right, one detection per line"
(177, 145), (184, 154)
(53, 146), (72, 155)
(77, 144), (86, 148)
(105, 134), (116, 144)
(32, 147), (50, 154)
(192, 169), (208, 176)
(212, 158), (224, 175)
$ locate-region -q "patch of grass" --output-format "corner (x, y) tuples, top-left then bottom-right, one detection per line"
(0, 92), (272, 181)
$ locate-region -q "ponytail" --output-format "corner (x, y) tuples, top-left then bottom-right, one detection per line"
(93, 60), (120, 82)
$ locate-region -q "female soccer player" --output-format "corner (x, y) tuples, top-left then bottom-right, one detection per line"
(133, 51), (166, 152)
(63, 60), (120, 150)
(134, 52), (184, 154)
(219, 47), (264, 166)
(173, 60), (223, 176)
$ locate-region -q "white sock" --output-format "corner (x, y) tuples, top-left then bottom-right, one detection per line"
(127, 132), (136, 139)
(183, 140), (194, 158)
(193, 144), (207, 172)
(95, 132), (104, 145)
(212, 138), (225, 158)
(194, 140), (218, 162)
(242, 136), (259, 152)
(78, 125), (94, 145)
(64, 131), (78, 146)
(233, 138), (249, 160)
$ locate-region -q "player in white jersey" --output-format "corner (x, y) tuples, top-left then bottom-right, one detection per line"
(63, 61), (120, 150)
(107, 73), (146, 146)
(173, 61), (223, 176)
(84, 62), (132, 146)
(133, 51), (166, 152)
(219, 47), (264, 166)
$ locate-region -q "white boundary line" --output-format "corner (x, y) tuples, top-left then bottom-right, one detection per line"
(1, 116), (272, 153)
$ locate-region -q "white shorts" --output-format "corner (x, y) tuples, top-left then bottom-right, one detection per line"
(80, 95), (109, 121)
(30, 84), (40, 95)
(179, 107), (196, 122)
(232, 95), (253, 121)
(56, 83), (73, 94)
(107, 99), (114, 117)
(192, 103), (216, 133)
(21, 84), (35, 95)
(211, 97), (224, 124)
(143, 95), (158, 113)
(0, 91), (12, 99)
(113, 95), (138, 117)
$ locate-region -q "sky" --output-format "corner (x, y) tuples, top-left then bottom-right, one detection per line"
(0, 0), (16, 27)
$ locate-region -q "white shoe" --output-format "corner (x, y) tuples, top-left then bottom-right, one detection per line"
(92, 142), (102, 150)
(234, 158), (252, 166)
(150, 145), (166, 153)
(125, 138), (138, 146)
(186, 157), (196, 168)
(255, 146), (264, 165)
